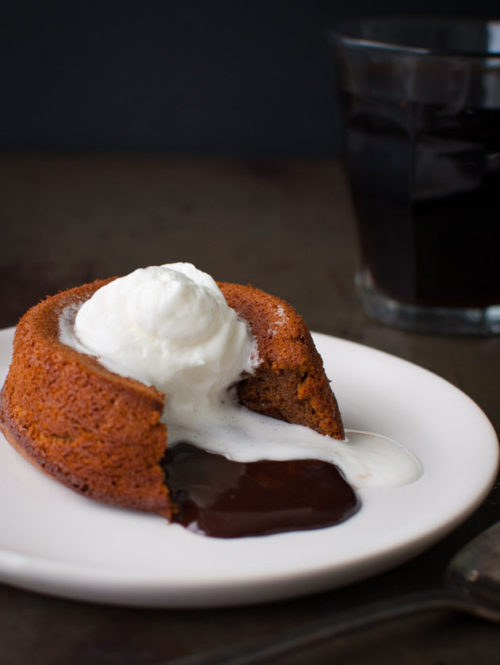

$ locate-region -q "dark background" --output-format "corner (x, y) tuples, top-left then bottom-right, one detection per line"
(2, 0), (500, 159)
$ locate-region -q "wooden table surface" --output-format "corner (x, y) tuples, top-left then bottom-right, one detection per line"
(0, 154), (499, 665)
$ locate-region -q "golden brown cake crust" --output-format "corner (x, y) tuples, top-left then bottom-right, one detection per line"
(0, 279), (171, 518)
(218, 282), (344, 439)
(0, 276), (344, 518)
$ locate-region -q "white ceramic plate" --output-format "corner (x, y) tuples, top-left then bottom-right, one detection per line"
(0, 327), (497, 607)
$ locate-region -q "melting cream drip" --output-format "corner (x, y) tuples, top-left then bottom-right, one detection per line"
(60, 263), (422, 490)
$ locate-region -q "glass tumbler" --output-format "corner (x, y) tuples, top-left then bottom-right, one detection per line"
(330, 18), (500, 334)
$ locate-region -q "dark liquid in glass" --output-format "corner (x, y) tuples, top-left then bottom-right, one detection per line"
(343, 93), (500, 308)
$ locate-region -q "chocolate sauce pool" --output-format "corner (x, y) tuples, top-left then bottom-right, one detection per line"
(162, 442), (360, 538)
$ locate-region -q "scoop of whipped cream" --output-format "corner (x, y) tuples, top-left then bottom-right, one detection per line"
(68, 263), (257, 420)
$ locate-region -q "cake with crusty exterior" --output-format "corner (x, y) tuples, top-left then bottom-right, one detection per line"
(0, 277), (344, 517)
(219, 282), (344, 439)
(0, 278), (171, 516)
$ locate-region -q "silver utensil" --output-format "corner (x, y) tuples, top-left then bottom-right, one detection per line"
(170, 520), (500, 665)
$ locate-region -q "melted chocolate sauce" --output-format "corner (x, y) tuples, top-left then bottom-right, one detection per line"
(162, 442), (360, 538)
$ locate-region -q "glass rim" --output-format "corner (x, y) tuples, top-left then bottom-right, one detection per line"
(328, 17), (500, 59)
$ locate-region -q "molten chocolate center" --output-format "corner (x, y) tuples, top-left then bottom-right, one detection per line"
(162, 442), (360, 538)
